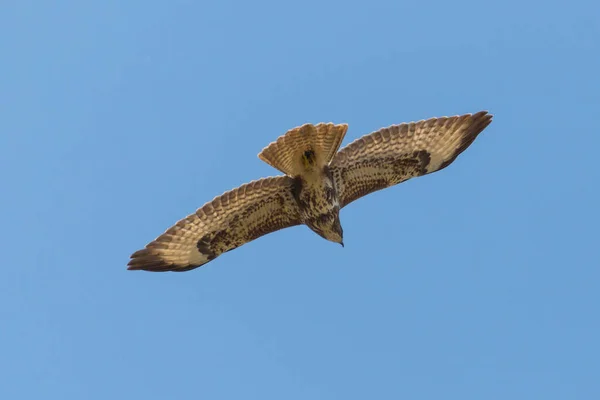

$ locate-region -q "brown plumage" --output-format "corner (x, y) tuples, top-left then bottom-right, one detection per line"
(127, 177), (301, 272)
(330, 111), (493, 207)
(128, 111), (493, 272)
(258, 123), (348, 176)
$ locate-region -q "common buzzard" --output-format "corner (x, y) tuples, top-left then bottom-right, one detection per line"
(128, 111), (493, 272)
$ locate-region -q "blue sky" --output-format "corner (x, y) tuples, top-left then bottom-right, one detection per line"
(2, 0), (599, 398)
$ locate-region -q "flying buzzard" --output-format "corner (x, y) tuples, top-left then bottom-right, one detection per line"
(128, 111), (493, 272)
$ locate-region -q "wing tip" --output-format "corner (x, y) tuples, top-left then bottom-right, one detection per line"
(127, 249), (199, 272)
(436, 110), (493, 171)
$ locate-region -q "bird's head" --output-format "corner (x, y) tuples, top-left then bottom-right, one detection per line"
(310, 212), (344, 247)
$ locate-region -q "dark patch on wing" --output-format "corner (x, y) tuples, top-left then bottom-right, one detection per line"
(331, 112), (493, 208)
(128, 176), (301, 273)
(392, 150), (431, 177)
(196, 234), (219, 261)
(336, 150), (432, 207)
(195, 193), (299, 262)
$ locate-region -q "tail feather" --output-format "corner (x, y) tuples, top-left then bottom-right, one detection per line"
(258, 123), (348, 176)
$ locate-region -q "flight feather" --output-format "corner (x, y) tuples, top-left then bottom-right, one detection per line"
(128, 111), (492, 272)
(258, 123), (348, 176)
(128, 176), (301, 272)
(330, 111), (493, 207)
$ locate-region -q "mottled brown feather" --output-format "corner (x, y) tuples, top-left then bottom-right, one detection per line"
(128, 176), (301, 272)
(331, 111), (493, 207)
(129, 111), (492, 272)
(258, 123), (348, 176)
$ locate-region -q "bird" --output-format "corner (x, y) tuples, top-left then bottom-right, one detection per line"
(128, 111), (493, 272)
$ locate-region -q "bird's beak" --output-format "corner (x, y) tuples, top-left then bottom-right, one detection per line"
(340, 241), (344, 248)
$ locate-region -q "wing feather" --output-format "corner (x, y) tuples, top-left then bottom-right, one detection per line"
(128, 176), (301, 272)
(330, 111), (493, 207)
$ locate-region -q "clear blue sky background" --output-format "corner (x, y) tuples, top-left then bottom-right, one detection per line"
(2, 1), (599, 399)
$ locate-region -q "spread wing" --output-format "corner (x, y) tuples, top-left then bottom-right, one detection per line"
(128, 176), (301, 272)
(330, 111), (493, 208)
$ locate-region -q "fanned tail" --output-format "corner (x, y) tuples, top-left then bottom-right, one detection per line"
(258, 123), (348, 177)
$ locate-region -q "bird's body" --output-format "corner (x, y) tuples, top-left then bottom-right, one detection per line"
(292, 164), (343, 245)
(128, 111), (493, 272)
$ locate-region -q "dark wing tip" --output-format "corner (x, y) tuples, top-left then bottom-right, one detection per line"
(127, 249), (198, 272)
(438, 111), (493, 171)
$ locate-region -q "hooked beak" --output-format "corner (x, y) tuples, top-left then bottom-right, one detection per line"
(340, 241), (344, 248)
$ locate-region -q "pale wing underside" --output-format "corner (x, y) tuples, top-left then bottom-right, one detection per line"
(128, 176), (301, 272)
(330, 111), (493, 208)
